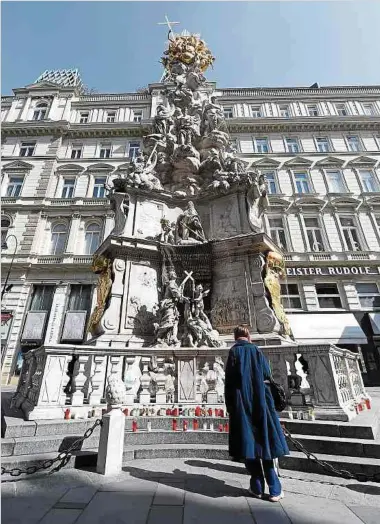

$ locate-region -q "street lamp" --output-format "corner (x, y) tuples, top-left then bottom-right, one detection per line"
(1, 234), (18, 300)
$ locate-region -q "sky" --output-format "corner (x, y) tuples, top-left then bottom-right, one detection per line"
(1, 1), (380, 95)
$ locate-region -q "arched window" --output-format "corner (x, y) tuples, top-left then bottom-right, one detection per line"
(1, 216), (11, 248)
(33, 102), (48, 121)
(50, 223), (67, 255)
(84, 223), (101, 254)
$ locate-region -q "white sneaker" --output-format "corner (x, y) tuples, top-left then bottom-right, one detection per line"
(268, 491), (284, 502)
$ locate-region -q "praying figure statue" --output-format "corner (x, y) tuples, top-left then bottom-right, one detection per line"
(175, 201), (206, 244)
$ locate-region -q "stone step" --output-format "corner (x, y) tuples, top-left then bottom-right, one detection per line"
(288, 433), (380, 459)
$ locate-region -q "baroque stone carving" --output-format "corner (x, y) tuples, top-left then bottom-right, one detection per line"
(87, 255), (112, 335)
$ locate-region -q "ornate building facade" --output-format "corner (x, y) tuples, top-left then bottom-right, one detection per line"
(2, 69), (380, 385)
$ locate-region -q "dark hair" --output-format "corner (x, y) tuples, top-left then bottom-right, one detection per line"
(234, 325), (250, 340)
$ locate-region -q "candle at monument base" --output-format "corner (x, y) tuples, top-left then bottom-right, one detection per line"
(365, 398), (371, 410)
(64, 408), (71, 420)
(172, 419), (178, 431)
(202, 422), (207, 430)
(195, 406), (201, 417)
(147, 421), (152, 432)
(132, 419), (138, 432)
(224, 422), (229, 432)
(209, 422), (214, 431)
(183, 420), (188, 431)
(123, 408), (129, 416)
(218, 423), (223, 432)
(193, 419), (199, 430)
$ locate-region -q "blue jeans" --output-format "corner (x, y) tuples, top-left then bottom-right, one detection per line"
(245, 459), (282, 497)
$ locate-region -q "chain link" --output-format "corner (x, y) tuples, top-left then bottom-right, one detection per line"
(1, 419), (102, 480)
(282, 424), (380, 483)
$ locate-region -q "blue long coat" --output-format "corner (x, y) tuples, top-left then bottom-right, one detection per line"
(225, 340), (289, 461)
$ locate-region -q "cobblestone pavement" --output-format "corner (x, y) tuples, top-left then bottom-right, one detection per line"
(2, 458), (380, 524)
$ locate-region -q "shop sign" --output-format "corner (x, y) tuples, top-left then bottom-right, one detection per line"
(286, 266), (380, 277)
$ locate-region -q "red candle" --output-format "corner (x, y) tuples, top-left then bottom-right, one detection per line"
(220, 409), (224, 418)
(172, 419), (178, 431)
(166, 408), (171, 416)
(214, 408), (219, 417)
(183, 420), (188, 431)
(208, 408), (213, 417)
(195, 406), (201, 417)
(132, 420), (138, 432)
(64, 409), (71, 420)
(218, 424), (223, 432)
(365, 398), (371, 410)
(224, 422), (229, 432)
(172, 408), (178, 417)
(123, 408), (129, 416)
(193, 419), (198, 430)
(358, 403), (363, 412)
(354, 404), (359, 414)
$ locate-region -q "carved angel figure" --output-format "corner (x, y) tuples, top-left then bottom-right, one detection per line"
(202, 96), (224, 134)
(176, 201), (206, 243)
(246, 173), (269, 233)
(154, 104), (174, 136)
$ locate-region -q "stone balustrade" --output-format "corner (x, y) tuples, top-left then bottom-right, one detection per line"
(11, 343), (368, 422)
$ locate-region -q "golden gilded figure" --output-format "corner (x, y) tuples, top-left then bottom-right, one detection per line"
(87, 255), (112, 335)
(162, 33), (215, 73)
(264, 251), (294, 339)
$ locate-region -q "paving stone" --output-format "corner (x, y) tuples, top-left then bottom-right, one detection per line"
(1, 498), (57, 524)
(153, 482), (185, 505)
(246, 497), (292, 524)
(57, 485), (98, 506)
(98, 475), (158, 494)
(348, 505), (380, 524)
(183, 491), (253, 524)
(75, 491), (153, 524)
(39, 508), (83, 524)
(147, 505), (184, 524)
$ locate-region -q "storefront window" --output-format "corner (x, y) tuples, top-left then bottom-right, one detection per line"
(316, 284), (342, 308)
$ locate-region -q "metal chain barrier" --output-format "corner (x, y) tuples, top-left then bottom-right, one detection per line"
(282, 424), (380, 483)
(1, 419), (102, 480)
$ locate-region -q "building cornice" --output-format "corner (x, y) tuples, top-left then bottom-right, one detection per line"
(220, 86), (380, 100)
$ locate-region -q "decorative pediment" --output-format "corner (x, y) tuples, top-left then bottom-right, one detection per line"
(347, 156), (377, 167)
(315, 156), (345, 168)
(86, 163), (115, 172)
(2, 160), (33, 172)
(56, 163), (84, 174)
(267, 196), (290, 208)
(283, 156), (313, 167)
(250, 158), (281, 168)
(24, 81), (61, 91)
(294, 196), (325, 207)
(330, 196), (361, 207)
(365, 196), (380, 207)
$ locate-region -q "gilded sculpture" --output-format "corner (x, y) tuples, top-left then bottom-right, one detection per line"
(87, 255), (112, 335)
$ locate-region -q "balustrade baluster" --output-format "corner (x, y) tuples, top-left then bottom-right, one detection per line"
(71, 355), (88, 406)
(89, 355), (106, 406)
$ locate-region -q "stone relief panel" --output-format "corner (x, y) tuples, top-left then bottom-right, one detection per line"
(210, 194), (241, 239)
(135, 200), (164, 239)
(125, 264), (159, 335)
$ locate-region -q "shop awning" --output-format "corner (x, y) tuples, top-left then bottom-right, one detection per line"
(288, 313), (367, 345)
(369, 313), (380, 336)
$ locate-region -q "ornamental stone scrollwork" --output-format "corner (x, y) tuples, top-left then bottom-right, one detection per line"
(87, 255), (112, 336)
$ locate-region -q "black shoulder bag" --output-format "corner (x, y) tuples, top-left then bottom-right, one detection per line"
(268, 377), (287, 412)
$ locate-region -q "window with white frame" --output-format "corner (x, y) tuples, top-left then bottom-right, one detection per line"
(61, 178), (75, 198)
(316, 137), (331, 152)
(20, 141), (36, 157)
(294, 172), (311, 194)
(223, 107), (233, 119)
(280, 284), (303, 310)
(250, 105), (262, 118)
(33, 102), (48, 121)
(67, 284), (92, 312)
(304, 217), (325, 251)
(279, 105), (290, 118)
(339, 216), (362, 251)
(106, 110), (116, 123)
(79, 112), (89, 123)
(307, 104), (319, 117)
(128, 141), (140, 160)
(93, 177), (106, 198)
(254, 138), (269, 153)
(71, 143), (83, 159)
(133, 109), (143, 123)
(84, 222), (101, 254)
(285, 137), (300, 153)
(359, 170), (379, 192)
(363, 103), (376, 116)
(99, 143), (111, 159)
(325, 170), (347, 193)
(263, 171), (278, 194)
(1, 216), (11, 247)
(50, 223), (68, 255)
(356, 283), (380, 309)
(316, 284), (342, 309)
(346, 135), (361, 152)
(268, 218), (288, 250)
(335, 103), (348, 116)
(6, 176), (24, 197)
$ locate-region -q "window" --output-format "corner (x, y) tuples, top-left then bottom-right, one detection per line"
(340, 217), (362, 251)
(279, 105), (290, 118)
(280, 284), (302, 309)
(133, 109), (143, 123)
(326, 170), (346, 193)
(29, 285), (55, 311)
(50, 223), (68, 255)
(71, 144), (83, 159)
(99, 143), (111, 159)
(356, 283), (380, 309)
(346, 135), (361, 152)
(67, 285), (92, 312)
(285, 137), (300, 153)
(61, 178), (75, 198)
(363, 103), (376, 116)
(335, 103), (348, 116)
(128, 141), (140, 160)
(33, 102), (48, 121)
(304, 217), (325, 252)
(223, 107), (233, 119)
(79, 112), (89, 124)
(316, 284), (342, 309)
(20, 142), (36, 157)
(250, 105), (262, 118)
(307, 104), (319, 117)
(93, 177), (106, 198)
(316, 137), (330, 152)
(84, 223), (101, 254)
(106, 111), (116, 123)
(268, 218), (288, 250)
(254, 138), (269, 154)
(359, 170), (379, 192)
(294, 172), (311, 194)
(1, 217), (11, 247)
(6, 176), (23, 197)
(263, 171), (278, 194)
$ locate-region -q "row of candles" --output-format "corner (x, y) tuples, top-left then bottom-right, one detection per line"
(130, 418), (230, 433)
(63, 405), (227, 420)
(354, 398), (371, 413)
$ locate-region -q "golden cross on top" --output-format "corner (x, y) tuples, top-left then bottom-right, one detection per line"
(158, 15), (180, 36)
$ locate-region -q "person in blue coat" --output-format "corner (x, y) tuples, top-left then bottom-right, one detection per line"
(225, 325), (289, 502)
